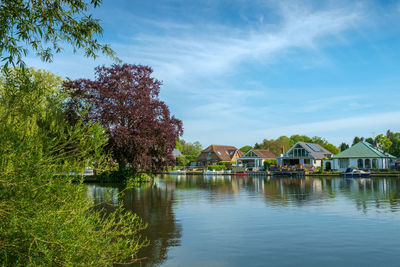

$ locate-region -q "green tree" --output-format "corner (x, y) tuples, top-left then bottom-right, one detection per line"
(175, 139), (183, 152)
(0, 68), (146, 265)
(365, 137), (374, 145)
(352, 136), (361, 146)
(181, 140), (203, 157)
(375, 134), (392, 152)
(290, 134), (312, 145)
(322, 143), (340, 155)
(239, 145), (253, 153)
(387, 130), (400, 157)
(258, 138), (290, 156)
(0, 0), (116, 69)
(339, 142), (349, 152)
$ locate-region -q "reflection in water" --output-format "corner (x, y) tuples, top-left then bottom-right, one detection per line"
(87, 175), (400, 266)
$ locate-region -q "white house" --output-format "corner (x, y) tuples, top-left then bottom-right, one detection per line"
(277, 142), (333, 169)
(236, 149), (276, 170)
(326, 141), (396, 171)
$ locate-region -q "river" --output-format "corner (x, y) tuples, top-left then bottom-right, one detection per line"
(87, 175), (400, 266)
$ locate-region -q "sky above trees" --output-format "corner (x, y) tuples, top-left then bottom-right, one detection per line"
(25, 0), (400, 147)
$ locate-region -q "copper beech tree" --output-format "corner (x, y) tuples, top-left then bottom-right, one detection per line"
(64, 64), (183, 173)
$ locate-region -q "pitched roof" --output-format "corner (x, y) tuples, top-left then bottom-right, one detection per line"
(253, 150), (276, 159)
(280, 142), (333, 159)
(200, 144), (243, 161)
(332, 141), (396, 159)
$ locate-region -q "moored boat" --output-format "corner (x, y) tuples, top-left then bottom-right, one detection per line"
(341, 168), (370, 178)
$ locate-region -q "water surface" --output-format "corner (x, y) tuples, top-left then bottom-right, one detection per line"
(87, 175), (400, 267)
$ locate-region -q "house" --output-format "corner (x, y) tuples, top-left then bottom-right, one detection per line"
(326, 141), (396, 171)
(277, 142), (333, 169)
(236, 149), (276, 170)
(196, 145), (244, 166)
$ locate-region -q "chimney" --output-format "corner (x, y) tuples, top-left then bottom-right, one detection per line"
(281, 147), (285, 154)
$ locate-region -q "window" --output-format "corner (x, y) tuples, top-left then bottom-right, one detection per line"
(372, 159), (377, 168)
(365, 159), (371, 169)
(357, 159), (363, 169)
(339, 159), (349, 168)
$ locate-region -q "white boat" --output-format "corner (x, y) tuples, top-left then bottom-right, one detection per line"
(341, 168), (370, 178)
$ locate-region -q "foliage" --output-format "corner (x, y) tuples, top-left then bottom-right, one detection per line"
(175, 156), (188, 167)
(322, 143), (340, 155)
(386, 130), (400, 157)
(254, 137), (290, 156)
(375, 134), (392, 152)
(263, 159), (277, 168)
(175, 140), (183, 153)
(0, 68), (147, 265)
(179, 140), (202, 157)
(254, 135), (338, 156)
(64, 64), (183, 173)
(218, 161), (235, 168)
(339, 142), (349, 152)
(184, 155), (198, 165)
(365, 137), (374, 145)
(0, 0), (116, 69)
(207, 165), (226, 171)
(239, 145), (252, 153)
(352, 136), (363, 146)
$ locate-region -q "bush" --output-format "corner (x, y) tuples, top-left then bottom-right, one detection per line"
(263, 159), (277, 169)
(218, 161), (235, 168)
(175, 156), (188, 166)
(208, 165), (226, 171)
(0, 68), (147, 265)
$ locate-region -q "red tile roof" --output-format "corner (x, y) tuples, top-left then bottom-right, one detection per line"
(198, 144), (243, 161)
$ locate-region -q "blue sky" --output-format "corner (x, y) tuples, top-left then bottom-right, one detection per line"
(26, 0), (400, 148)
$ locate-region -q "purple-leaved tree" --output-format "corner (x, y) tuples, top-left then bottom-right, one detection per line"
(64, 64), (183, 173)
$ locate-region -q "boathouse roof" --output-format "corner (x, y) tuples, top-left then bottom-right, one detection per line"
(332, 141), (396, 159)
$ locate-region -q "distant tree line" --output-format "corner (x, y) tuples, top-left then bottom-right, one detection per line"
(245, 135), (340, 156)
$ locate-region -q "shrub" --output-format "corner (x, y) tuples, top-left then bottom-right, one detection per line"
(207, 165), (226, 171)
(175, 156), (188, 166)
(0, 68), (147, 265)
(263, 159), (278, 168)
(218, 161), (235, 168)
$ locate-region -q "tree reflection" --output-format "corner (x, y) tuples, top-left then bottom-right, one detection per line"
(87, 182), (181, 267)
(87, 175), (400, 266)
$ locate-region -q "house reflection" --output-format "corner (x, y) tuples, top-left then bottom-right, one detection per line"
(87, 175), (400, 266)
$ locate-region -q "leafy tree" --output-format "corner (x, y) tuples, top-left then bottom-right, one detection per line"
(254, 142), (261, 149)
(322, 143), (340, 155)
(257, 138), (290, 156)
(290, 134), (312, 145)
(387, 130), (400, 157)
(339, 142), (349, 152)
(180, 140), (203, 157)
(352, 136), (361, 146)
(175, 156), (188, 166)
(365, 137), (374, 145)
(240, 145), (253, 153)
(311, 136), (328, 146)
(175, 139), (183, 152)
(64, 64), (183, 173)
(375, 134), (392, 152)
(0, 68), (146, 265)
(0, 0), (115, 69)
